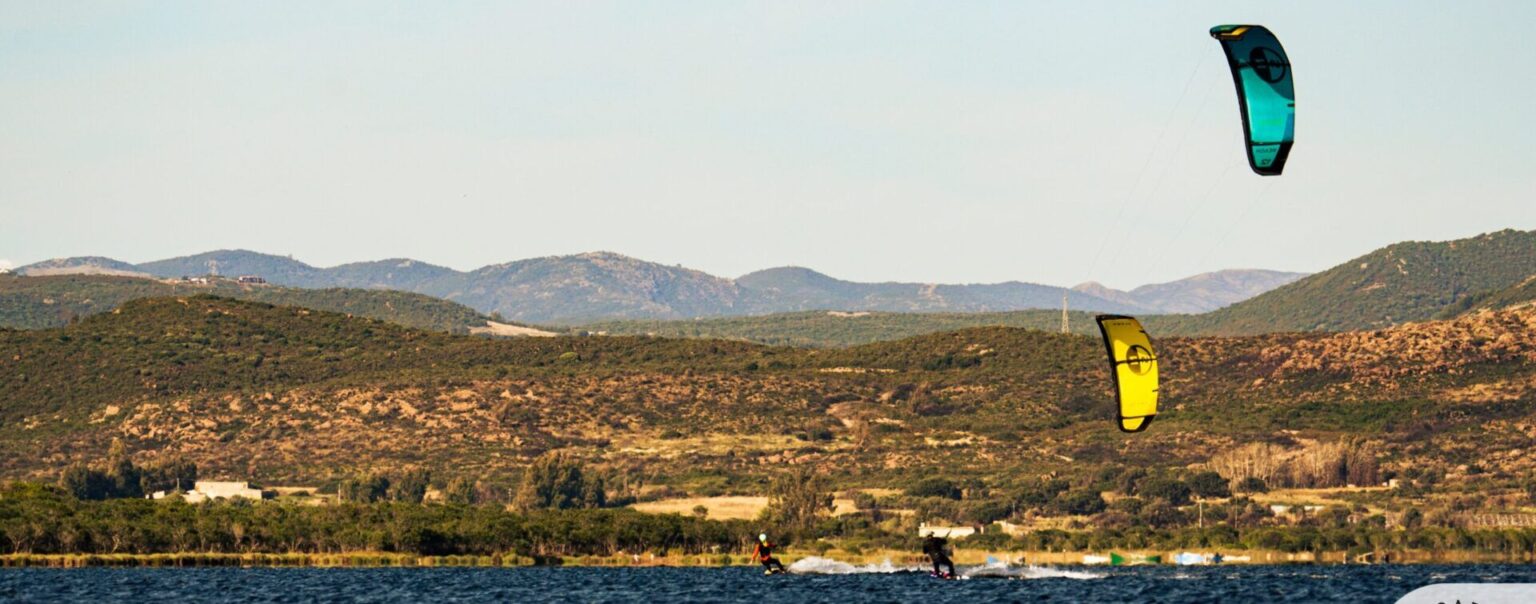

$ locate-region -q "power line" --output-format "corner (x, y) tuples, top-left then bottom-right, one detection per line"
(1084, 48), (1209, 281)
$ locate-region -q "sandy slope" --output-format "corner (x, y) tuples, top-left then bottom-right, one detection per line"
(469, 320), (558, 337)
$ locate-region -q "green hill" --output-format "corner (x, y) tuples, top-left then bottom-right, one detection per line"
(0, 274), (492, 333)
(1155, 229), (1536, 335)
(0, 295), (758, 427)
(135, 249), (323, 284)
(1438, 274), (1536, 316)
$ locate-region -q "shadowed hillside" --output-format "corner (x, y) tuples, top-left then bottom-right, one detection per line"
(1440, 274), (1536, 316)
(0, 274), (493, 333)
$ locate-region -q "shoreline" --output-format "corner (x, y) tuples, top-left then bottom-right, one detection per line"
(0, 548), (1526, 568)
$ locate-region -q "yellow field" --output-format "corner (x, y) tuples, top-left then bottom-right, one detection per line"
(1249, 486), (1389, 512)
(630, 495), (867, 520)
(631, 496), (768, 520)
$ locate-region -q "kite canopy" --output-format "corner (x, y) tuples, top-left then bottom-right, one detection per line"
(1095, 315), (1159, 433)
(1210, 25), (1294, 176)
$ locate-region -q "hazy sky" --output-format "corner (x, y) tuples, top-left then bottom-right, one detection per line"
(3, 1), (1532, 289)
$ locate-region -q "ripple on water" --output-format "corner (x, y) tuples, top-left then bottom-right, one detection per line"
(2, 564), (1535, 603)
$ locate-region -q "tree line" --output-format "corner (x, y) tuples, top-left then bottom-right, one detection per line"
(10, 480), (1536, 560)
(0, 482), (755, 557)
(58, 440), (197, 501)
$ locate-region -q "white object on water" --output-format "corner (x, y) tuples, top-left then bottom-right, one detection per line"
(785, 557), (923, 575)
(786, 556), (1104, 580)
(1175, 552), (1212, 566)
(1396, 584), (1536, 604)
(961, 560), (1105, 580)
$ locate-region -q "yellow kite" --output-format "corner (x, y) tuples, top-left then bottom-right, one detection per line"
(1095, 315), (1158, 433)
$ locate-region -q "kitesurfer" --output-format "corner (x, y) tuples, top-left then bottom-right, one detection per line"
(922, 534), (955, 578)
(754, 533), (786, 574)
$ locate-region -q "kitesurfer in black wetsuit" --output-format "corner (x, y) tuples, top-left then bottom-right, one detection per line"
(923, 535), (955, 578)
(754, 533), (786, 574)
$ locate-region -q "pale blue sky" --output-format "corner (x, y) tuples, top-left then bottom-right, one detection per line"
(2, 1), (1532, 289)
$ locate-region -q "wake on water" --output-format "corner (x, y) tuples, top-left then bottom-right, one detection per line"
(786, 557), (924, 575)
(786, 557), (1103, 580)
(959, 560), (1104, 580)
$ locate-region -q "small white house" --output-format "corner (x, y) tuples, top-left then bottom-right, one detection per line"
(152, 481), (266, 503)
(918, 522), (978, 538)
(1269, 504), (1326, 516)
(194, 480), (265, 501)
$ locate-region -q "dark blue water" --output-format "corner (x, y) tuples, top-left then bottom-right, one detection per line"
(1, 565), (1533, 603)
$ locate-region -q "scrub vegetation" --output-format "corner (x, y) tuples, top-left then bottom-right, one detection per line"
(2, 294), (1535, 561)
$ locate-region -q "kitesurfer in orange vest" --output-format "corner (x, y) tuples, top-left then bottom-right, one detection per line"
(753, 533), (786, 574)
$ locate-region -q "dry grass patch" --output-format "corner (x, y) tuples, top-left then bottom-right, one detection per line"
(613, 433), (809, 459)
(631, 495), (866, 520)
(632, 496), (768, 520)
(1249, 486), (1389, 513)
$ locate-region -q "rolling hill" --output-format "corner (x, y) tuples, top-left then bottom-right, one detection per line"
(570, 230), (1536, 346)
(320, 258), (461, 291)
(134, 249), (324, 285)
(1121, 269), (1308, 314)
(1156, 229), (1536, 335)
(1440, 274), (1536, 316)
(1070, 269), (1308, 314)
(736, 266), (1139, 315)
(431, 251), (747, 323)
(18, 228), (1529, 333)
(0, 274), (494, 333)
(14, 256), (147, 278)
(1, 294), (1533, 491)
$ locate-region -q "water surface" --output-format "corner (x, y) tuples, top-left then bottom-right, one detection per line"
(2, 563), (1533, 603)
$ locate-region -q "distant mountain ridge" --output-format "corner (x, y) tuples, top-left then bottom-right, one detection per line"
(1074, 269), (1309, 314)
(436, 252), (746, 323)
(23, 250), (1296, 324)
(13, 250), (1308, 323)
(735, 266), (1148, 316)
(15, 256), (147, 278)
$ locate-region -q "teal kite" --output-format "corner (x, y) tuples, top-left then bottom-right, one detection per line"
(1210, 25), (1294, 176)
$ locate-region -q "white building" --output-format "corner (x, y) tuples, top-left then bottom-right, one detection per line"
(918, 522), (978, 538)
(193, 480), (265, 501)
(1268, 504), (1326, 516)
(152, 480), (266, 503)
